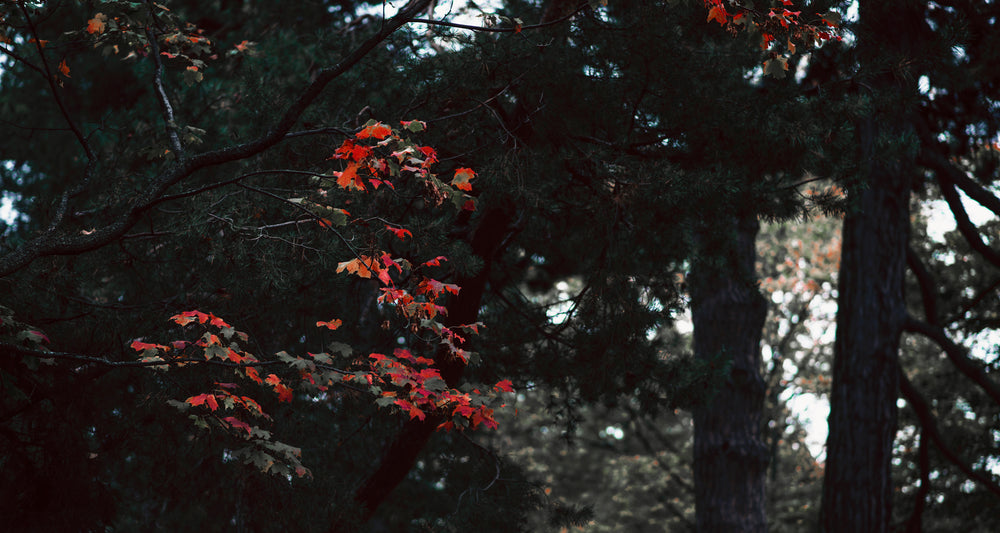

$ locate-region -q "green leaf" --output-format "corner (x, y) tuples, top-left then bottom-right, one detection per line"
(821, 11), (842, 26)
(422, 377), (447, 392)
(763, 57), (788, 79)
(328, 342), (353, 357)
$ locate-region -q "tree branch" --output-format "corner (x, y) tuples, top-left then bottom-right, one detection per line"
(0, 0), (433, 278)
(906, 246), (939, 326)
(899, 371), (1000, 499)
(919, 150), (1000, 219)
(410, 3), (588, 33)
(902, 315), (1000, 406)
(935, 172), (1000, 270)
(144, 25), (185, 157)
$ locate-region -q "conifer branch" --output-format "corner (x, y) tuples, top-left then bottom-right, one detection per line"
(0, 0), (432, 278)
(902, 315), (1000, 406)
(898, 371), (1000, 499)
(935, 172), (1000, 270)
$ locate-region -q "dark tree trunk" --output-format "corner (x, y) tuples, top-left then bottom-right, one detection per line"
(820, 3), (924, 530)
(820, 157), (910, 532)
(691, 213), (769, 533)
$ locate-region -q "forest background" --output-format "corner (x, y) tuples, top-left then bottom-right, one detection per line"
(0, 0), (998, 532)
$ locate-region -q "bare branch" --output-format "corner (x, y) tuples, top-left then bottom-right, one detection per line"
(0, 42), (44, 75)
(144, 25), (185, 157)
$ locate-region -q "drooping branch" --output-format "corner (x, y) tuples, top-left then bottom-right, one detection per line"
(902, 315), (1000, 406)
(0, 0), (433, 279)
(898, 371), (1000, 499)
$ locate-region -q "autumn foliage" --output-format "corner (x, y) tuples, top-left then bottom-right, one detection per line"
(128, 122), (511, 477)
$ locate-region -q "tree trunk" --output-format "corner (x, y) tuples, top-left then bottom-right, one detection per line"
(691, 213), (769, 533)
(820, 3), (923, 530)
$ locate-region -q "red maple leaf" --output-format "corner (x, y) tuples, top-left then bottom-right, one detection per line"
(223, 416), (252, 435)
(385, 225), (412, 240)
(246, 366), (263, 384)
(186, 393), (219, 411)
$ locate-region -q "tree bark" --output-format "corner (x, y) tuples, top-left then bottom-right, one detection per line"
(820, 4), (923, 530)
(691, 213), (769, 533)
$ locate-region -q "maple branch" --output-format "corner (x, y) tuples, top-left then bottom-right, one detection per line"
(152, 169), (326, 206)
(902, 315), (1000, 406)
(283, 126), (354, 140)
(0, 42), (44, 75)
(898, 371), (1000, 499)
(18, 2), (95, 165)
(234, 182), (367, 265)
(0, 342), (355, 376)
(0, 0), (432, 278)
(340, 206), (514, 529)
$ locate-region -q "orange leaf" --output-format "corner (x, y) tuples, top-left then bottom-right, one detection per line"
(265, 374), (281, 386)
(452, 168), (475, 192)
(316, 318), (342, 330)
(494, 379), (515, 393)
(58, 60), (71, 78)
(335, 162), (365, 191)
(227, 348), (247, 363)
(707, 5), (727, 24)
(336, 255), (381, 279)
(356, 122), (392, 140)
(246, 366), (263, 384)
(86, 13), (107, 35)
(186, 393), (219, 411)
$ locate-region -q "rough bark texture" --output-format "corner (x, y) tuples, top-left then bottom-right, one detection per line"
(691, 214), (769, 533)
(820, 4), (922, 530)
